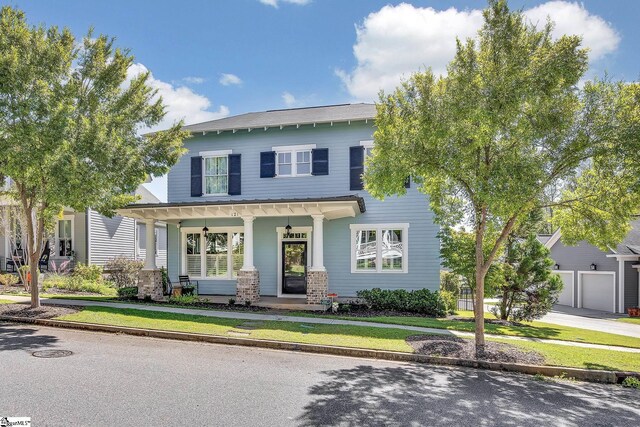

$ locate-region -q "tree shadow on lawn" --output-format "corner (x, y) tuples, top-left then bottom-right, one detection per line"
(0, 323), (59, 352)
(296, 364), (640, 427)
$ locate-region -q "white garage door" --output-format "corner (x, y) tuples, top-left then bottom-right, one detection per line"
(580, 272), (615, 313)
(555, 272), (574, 306)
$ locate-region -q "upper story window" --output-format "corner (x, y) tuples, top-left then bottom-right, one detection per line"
(360, 140), (374, 170)
(273, 144), (315, 177)
(200, 150), (232, 195)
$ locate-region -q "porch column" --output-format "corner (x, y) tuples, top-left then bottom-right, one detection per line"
(242, 216), (255, 270)
(237, 215), (259, 303)
(311, 214), (325, 271)
(308, 214), (328, 304)
(144, 218), (157, 270)
(139, 218), (162, 301)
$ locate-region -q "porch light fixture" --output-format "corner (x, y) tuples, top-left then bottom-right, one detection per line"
(590, 263), (597, 271)
(202, 219), (209, 237)
(177, 221), (182, 230)
(553, 263), (560, 270)
(284, 217), (292, 239)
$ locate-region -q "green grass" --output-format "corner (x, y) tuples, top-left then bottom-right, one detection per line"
(288, 309), (640, 349)
(41, 294), (118, 302)
(618, 317), (640, 325)
(54, 305), (640, 372)
(56, 306), (416, 352)
(0, 299), (15, 304)
(492, 338), (640, 372)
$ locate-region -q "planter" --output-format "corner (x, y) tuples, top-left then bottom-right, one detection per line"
(628, 307), (640, 317)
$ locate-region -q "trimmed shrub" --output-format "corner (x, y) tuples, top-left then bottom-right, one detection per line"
(117, 286), (138, 299)
(105, 256), (143, 288)
(356, 288), (447, 317)
(73, 263), (104, 282)
(42, 274), (117, 296)
(168, 294), (203, 305)
(0, 273), (19, 287)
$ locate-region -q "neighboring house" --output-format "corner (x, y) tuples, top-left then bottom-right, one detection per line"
(118, 103), (440, 303)
(0, 184), (167, 270)
(541, 221), (640, 314)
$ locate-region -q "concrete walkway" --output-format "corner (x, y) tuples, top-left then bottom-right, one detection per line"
(541, 305), (640, 339)
(3, 295), (640, 353)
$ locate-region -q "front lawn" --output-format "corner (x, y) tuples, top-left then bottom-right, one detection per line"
(290, 310), (640, 349)
(0, 299), (15, 304)
(618, 317), (640, 325)
(54, 306), (640, 372)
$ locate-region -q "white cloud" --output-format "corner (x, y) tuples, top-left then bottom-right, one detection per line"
(524, 1), (620, 61)
(282, 91), (297, 107)
(183, 76), (205, 84)
(259, 0), (311, 8)
(127, 63), (229, 131)
(219, 73), (243, 86)
(338, 1), (620, 101)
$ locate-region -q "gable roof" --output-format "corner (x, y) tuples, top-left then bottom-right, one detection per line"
(182, 103), (376, 134)
(542, 216), (640, 255)
(134, 185), (161, 204)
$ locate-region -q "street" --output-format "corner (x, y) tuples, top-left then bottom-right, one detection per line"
(0, 323), (638, 426)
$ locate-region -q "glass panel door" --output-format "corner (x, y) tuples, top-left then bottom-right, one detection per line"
(282, 242), (307, 294)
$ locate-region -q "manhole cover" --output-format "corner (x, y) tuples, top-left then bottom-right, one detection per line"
(32, 350), (73, 358)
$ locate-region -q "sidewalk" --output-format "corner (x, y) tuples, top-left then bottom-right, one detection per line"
(3, 295), (640, 353)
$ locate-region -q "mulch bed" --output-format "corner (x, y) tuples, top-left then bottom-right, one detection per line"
(123, 298), (271, 312)
(0, 302), (79, 319)
(407, 334), (545, 365)
(450, 316), (528, 327)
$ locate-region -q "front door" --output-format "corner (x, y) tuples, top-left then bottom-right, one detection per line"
(282, 241), (307, 294)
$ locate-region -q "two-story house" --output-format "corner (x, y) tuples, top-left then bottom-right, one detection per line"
(118, 104), (440, 303)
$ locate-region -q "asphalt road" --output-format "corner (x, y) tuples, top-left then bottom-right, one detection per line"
(0, 323), (638, 427)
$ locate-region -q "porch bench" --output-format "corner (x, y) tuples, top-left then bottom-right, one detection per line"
(178, 275), (198, 296)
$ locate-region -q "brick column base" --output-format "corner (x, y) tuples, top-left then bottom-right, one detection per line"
(237, 269), (260, 303)
(307, 270), (328, 304)
(138, 269), (163, 301)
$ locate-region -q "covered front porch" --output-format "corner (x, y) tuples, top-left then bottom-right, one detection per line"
(117, 196), (365, 304)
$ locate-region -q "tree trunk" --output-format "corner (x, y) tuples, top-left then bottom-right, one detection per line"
(474, 267), (486, 356)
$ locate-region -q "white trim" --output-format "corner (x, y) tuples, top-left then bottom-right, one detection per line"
(276, 226), (312, 298)
(55, 215), (75, 258)
(554, 270), (575, 307)
(271, 144), (316, 152)
(544, 229), (562, 249)
(619, 259), (625, 314)
(349, 223), (409, 274)
(199, 149), (232, 157)
(359, 140), (373, 148)
(87, 209), (92, 264)
(606, 254), (640, 260)
(577, 270), (616, 313)
(180, 226), (244, 280)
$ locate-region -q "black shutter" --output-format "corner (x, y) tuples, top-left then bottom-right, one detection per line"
(349, 146), (364, 190)
(228, 154), (241, 195)
(260, 151), (276, 178)
(311, 148), (329, 176)
(404, 176), (411, 188)
(191, 156), (203, 197)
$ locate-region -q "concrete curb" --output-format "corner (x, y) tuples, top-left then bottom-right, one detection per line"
(0, 315), (627, 384)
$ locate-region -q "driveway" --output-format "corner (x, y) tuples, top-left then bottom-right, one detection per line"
(541, 305), (640, 338)
(1, 323), (639, 426)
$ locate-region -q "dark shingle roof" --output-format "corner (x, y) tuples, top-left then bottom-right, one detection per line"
(182, 103), (376, 133)
(614, 217), (640, 254)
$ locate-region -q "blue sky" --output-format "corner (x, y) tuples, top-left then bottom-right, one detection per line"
(4, 0), (639, 200)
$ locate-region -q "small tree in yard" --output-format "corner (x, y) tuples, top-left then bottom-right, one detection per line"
(492, 234), (562, 322)
(0, 7), (188, 308)
(366, 0), (640, 356)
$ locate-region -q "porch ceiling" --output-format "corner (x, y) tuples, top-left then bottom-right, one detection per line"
(116, 195), (366, 222)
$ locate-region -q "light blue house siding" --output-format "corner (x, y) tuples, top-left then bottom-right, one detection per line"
(165, 121), (440, 297)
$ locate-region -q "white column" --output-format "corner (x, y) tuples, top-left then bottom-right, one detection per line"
(311, 214), (325, 271)
(242, 216), (255, 271)
(144, 218), (157, 270)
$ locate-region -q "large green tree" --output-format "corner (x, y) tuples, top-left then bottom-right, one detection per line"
(366, 0), (640, 355)
(0, 7), (188, 307)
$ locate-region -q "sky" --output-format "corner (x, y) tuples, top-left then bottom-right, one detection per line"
(3, 0), (639, 201)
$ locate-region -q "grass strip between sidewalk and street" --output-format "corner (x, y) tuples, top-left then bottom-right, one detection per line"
(52, 305), (640, 372)
(618, 317), (640, 325)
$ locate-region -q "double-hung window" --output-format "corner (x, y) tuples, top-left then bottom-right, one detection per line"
(201, 150), (232, 195)
(273, 144), (315, 177)
(57, 218), (73, 257)
(361, 140), (374, 171)
(350, 223), (408, 273)
(182, 227), (244, 279)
